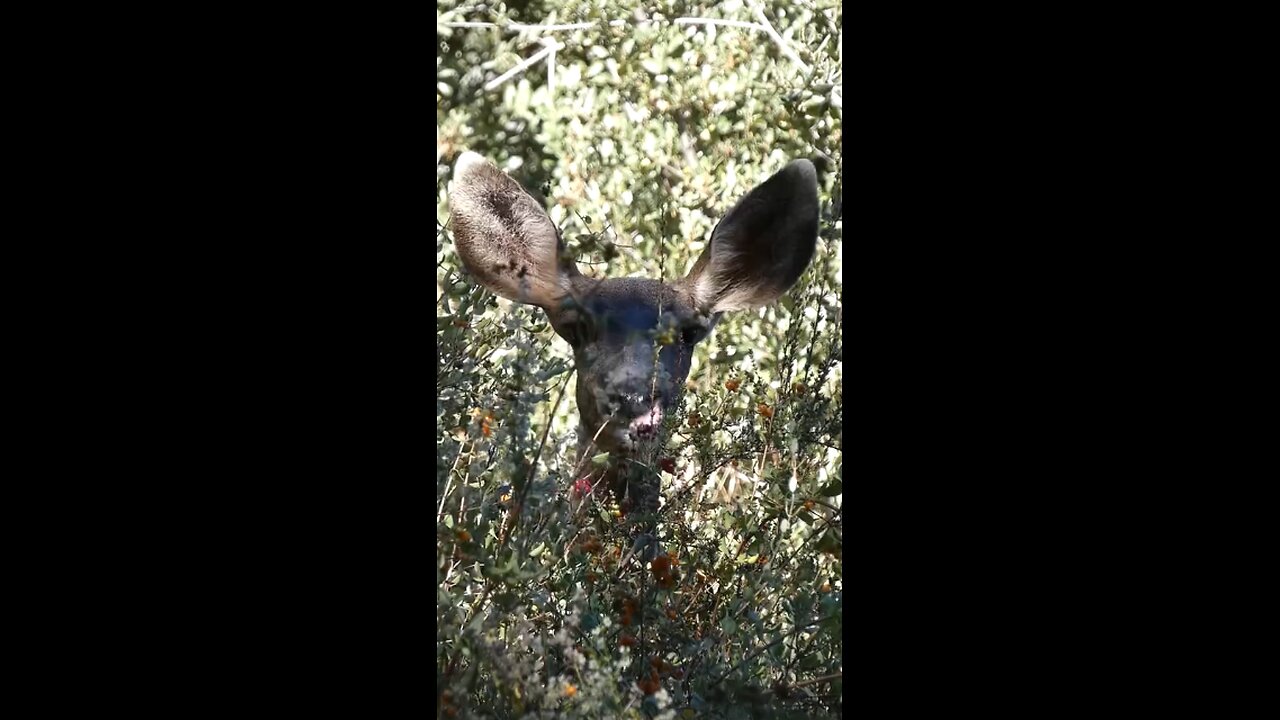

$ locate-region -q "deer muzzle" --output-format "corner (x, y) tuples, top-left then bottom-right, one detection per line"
(627, 403), (663, 439)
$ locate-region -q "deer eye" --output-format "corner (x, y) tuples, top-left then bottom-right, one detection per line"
(681, 325), (708, 345)
(555, 313), (595, 346)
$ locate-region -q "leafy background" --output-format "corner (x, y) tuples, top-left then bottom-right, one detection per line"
(437, 1), (841, 717)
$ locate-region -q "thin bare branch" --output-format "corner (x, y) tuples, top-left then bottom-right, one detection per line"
(448, 13), (819, 78)
(483, 39), (563, 92)
(543, 37), (556, 105)
(751, 5), (811, 74)
(441, 21), (596, 32)
(674, 17), (766, 31)
(710, 613), (836, 688)
(499, 368), (574, 548)
(511, 21), (596, 31)
(791, 671), (841, 689)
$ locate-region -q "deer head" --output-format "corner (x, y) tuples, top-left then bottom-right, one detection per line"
(448, 151), (818, 507)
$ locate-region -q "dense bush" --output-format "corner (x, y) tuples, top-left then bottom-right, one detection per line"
(437, 2), (842, 717)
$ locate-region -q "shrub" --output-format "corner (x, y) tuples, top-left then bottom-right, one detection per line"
(437, 2), (842, 717)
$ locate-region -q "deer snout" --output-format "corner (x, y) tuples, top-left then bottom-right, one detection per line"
(628, 404), (664, 438)
(602, 391), (665, 437)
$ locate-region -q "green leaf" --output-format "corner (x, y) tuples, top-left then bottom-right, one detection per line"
(514, 79), (532, 114)
(819, 479), (842, 497)
(536, 361), (570, 381)
(720, 616), (737, 635)
(508, 564), (548, 584)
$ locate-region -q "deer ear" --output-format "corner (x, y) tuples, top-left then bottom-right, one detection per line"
(448, 152), (579, 307)
(682, 159), (819, 313)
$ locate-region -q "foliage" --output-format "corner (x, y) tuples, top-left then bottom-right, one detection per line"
(437, 1), (842, 717)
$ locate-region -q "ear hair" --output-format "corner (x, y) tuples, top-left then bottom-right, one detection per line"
(448, 152), (579, 307)
(682, 159), (819, 313)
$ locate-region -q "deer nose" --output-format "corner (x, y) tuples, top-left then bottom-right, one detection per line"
(605, 391), (640, 414)
(628, 403), (664, 438)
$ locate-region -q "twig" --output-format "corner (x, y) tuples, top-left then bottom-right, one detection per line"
(441, 21), (597, 32)
(451, 13), (814, 80)
(499, 368), (574, 548)
(709, 613), (835, 688)
(791, 671), (841, 689)
(807, 497), (841, 514)
(673, 18), (766, 31)
(438, 440), (469, 521)
(544, 37), (556, 105)
(511, 21), (595, 31)
(751, 5), (811, 74)
(483, 39), (563, 92)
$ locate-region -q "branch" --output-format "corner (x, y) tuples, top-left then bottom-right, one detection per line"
(674, 17), (766, 31)
(441, 21), (597, 32)
(498, 366), (573, 548)
(709, 613), (836, 688)
(483, 39), (563, 92)
(751, 5), (811, 74)
(543, 37), (556, 104)
(511, 21), (596, 31)
(448, 13), (816, 76)
(791, 671), (841, 689)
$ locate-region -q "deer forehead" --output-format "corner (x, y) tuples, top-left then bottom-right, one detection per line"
(561, 277), (702, 326)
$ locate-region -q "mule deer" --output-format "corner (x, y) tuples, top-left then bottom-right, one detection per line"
(448, 151), (818, 516)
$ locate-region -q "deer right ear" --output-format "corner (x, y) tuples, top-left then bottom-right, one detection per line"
(681, 159), (819, 313)
(448, 152), (579, 307)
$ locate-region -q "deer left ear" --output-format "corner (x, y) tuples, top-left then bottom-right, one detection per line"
(681, 159), (819, 313)
(449, 152), (580, 308)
